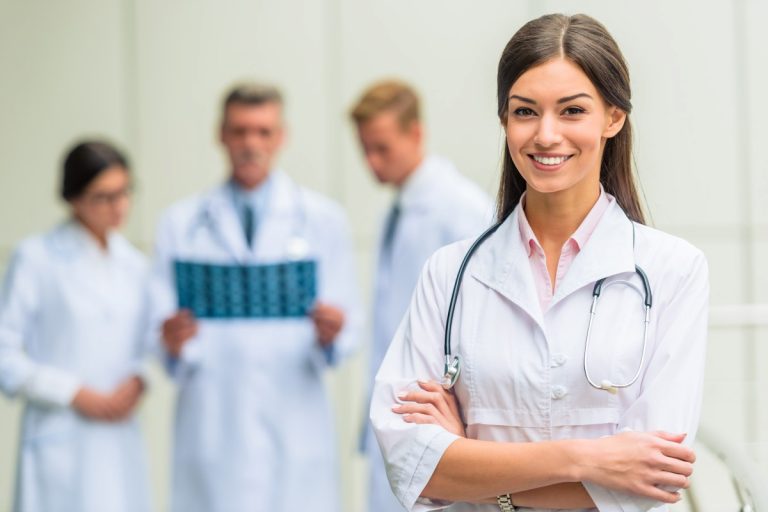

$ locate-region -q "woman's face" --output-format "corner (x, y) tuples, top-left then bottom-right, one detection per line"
(504, 58), (626, 199)
(70, 165), (132, 236)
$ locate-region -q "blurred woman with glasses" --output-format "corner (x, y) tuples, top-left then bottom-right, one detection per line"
(0, 140), (152, 512)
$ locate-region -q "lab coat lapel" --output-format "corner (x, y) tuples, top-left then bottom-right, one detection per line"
(252, 171), (299, 259)
(470, 207), (544, 328)
(205, 184), (250, 262)
(549, 201), (636, 309)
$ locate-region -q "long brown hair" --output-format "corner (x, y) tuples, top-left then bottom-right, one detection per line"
(496, 13), (645, 224)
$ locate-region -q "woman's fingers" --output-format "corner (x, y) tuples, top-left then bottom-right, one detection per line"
(652, 431), (686, 443)
(416, 380), (462, 418)
(658, 439), (696, 464)
(635, 485), (681, 504)
(653, 470), (690, 489)
(401, 413), (440, 425)
(392, 401), (444, 420)
(401, 382), (459, 418)
(657, 454), (694, 478)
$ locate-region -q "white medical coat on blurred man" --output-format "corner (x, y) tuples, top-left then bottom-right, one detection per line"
(151, 83), (361, 512)
(350, 80), (492, 512)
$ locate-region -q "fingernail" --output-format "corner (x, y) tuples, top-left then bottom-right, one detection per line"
(396, 392), (408, 400)
(391, 405), (402, 412)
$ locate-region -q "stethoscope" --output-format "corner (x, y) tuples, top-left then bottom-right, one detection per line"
(441, 210), (653, 394)
(189, 182), (311, 261)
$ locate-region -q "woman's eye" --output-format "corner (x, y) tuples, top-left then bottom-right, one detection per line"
(513, 107), (536, 117)
(562, 106), (586, 116)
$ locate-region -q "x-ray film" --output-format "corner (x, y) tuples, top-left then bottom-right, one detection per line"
(174, 259), (317, 319)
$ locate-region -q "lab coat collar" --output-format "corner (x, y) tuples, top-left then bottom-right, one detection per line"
(470, 207), (544, 326)
(58, 219), (121, 259)
(549, 199), (636, 309)
(470, 199), (636, 325)
(202, 170), (298, 261)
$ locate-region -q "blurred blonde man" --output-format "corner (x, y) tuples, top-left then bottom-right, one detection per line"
(351, 80), (492, 512)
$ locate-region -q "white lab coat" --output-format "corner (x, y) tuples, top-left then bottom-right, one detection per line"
(150, 171), (361, 512)
(371, 200), (709, 512)
(0, 221), (152, 512)
(367, 155), (493, 512)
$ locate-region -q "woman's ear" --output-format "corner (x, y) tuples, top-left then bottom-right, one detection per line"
(603, 106), (627, 139)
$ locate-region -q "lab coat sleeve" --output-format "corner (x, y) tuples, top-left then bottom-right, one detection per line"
(370, 248), (461, 511)
(583, 249), (709, 511)
(0, 246), (82, 407)
(129, 265), (159, 386)
(148, 210), (203, 380)
(311, 208), (363, 369)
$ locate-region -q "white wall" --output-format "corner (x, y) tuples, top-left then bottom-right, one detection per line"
(1, 1), (766, 510)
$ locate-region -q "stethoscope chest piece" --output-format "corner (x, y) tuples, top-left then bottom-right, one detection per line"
(442, 355), (462, 390)
(286, 236), (310, 260)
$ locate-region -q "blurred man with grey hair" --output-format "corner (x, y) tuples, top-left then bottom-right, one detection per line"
(150, 82), (361, 512)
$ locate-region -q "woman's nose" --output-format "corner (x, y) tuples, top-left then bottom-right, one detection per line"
(533, 114), (563, 147)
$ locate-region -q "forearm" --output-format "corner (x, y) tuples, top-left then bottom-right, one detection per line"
(422, 437), (586, 502)
(476, 483), (594, 508)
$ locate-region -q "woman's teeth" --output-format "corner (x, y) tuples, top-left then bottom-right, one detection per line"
(532, 155), (570, 165)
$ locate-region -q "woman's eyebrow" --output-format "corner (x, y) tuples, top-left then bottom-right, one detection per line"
(508, 92), (593, 104)
(508, 94), (536, 104)
(557, 93), (592, 104)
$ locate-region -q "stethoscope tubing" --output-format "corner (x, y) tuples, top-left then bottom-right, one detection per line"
(442, 210), (652, 393)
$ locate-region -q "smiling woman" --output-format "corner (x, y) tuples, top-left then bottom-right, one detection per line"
(370, 13), (709, 512)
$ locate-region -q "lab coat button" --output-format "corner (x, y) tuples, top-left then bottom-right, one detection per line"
(551, 385), (568, 400)
(550, 354), (567, 367)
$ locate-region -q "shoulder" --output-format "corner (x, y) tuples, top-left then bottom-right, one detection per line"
(112, 234), (149, 272)
(154, 187), (226, 243)
(298, 186), (349, 226)
(423, 157), (493, 221)
(10, 232), (50, 268)
(158, 191), (208, 227)
(419, 237), (476, 291)
(5, 225), (72, 276)
(430, 157), (490, 200)
(634, 223), (708, 286)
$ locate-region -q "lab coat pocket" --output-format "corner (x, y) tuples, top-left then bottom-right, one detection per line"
(22, 409), (78, 501)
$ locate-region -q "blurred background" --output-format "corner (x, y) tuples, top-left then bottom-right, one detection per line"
(1, 0), (766, 510)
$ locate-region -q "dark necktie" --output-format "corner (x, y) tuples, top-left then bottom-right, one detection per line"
(243, 204), (255, 247)
(381, 202), (401, 259)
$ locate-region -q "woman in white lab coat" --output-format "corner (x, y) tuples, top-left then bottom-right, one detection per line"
(0, 141), (152, 512)
(370, 13), (707, 512)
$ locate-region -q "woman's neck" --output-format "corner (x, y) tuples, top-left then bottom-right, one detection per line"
(524, 185), (600, 250)
(74, 216), (109, 250)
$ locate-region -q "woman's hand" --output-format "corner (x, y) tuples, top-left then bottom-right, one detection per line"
(577, 431), (695, 503)
(71, 376), (145, 421)
(392, 380), (466, 437)
(109, 375), (144, 416)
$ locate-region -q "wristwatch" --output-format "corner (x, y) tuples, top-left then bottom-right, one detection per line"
(497, 493), (517, 511)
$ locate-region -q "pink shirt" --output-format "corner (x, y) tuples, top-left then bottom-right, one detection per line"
(518, 188), (612, 313)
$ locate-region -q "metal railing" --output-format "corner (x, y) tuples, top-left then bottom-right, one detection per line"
(684, 304), (768, 511)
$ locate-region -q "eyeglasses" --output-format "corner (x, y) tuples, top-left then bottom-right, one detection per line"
(83, 184), (134, 206)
